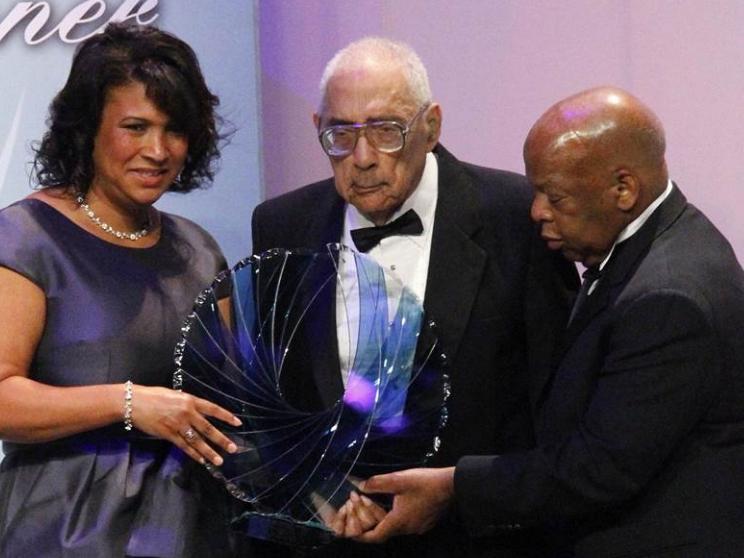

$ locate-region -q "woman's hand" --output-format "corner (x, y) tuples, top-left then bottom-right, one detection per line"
(130, 385), (242, 466)
(351, 467), (455, 542)
(330, 490), (388, 537)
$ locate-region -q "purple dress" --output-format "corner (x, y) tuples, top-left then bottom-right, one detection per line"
(0, 199), (228, 557)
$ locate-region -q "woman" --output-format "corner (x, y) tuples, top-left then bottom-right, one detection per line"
(0, 23), (240, 557)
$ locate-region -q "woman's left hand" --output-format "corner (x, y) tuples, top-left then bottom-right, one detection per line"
(129, 384), (242, 466)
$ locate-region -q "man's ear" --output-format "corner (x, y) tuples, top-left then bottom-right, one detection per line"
(613, 169), (640, 211)
(424, 104), (442, 150)
(313, 112), (321, 130)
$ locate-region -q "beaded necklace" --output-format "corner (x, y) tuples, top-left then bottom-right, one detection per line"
(76, 194), (150, 241)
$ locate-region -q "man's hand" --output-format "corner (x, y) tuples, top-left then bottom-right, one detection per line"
(326, 490), (388, 537)
(351, 466), (456, 543)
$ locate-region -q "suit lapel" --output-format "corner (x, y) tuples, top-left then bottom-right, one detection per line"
(303, 185), (346, 407)
(560, 185), (688, 355)
(424, 145), (488, 363)
(310, 180), (346, 247)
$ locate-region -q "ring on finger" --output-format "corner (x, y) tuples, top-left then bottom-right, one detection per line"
(183, 427), (198, 442)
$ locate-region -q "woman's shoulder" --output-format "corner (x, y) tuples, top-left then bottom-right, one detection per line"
(2, 188), (72, 220)
(160, 211), (227, 269)
(0, 197), (63, 287)
(3, 188), (82, 238)
(161, 211), (216, 245)
(0, 197), (48, 233)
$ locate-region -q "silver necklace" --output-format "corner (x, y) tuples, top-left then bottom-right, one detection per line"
(76, 194), (150, 241)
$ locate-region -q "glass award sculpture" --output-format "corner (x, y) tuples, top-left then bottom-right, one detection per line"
(174, 244), (448, 548)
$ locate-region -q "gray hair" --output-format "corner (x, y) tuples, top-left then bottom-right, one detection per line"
(318, 37), (432, 113)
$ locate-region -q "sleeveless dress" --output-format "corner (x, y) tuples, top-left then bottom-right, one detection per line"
(0, 199), (230, 557)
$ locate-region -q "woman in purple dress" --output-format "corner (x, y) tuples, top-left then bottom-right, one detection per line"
(0, 23), (241, 557)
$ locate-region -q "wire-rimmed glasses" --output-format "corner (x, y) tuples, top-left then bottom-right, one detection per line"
(318, 104), (430, 158)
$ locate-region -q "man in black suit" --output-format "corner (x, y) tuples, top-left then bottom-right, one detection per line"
(355, 87), (744, 557)
(250, 37), (575, 556)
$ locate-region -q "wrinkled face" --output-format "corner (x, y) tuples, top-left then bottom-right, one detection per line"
(315, 65), (439, 225)
(91, 81), (188, 209)
(527, 143), (626, 267)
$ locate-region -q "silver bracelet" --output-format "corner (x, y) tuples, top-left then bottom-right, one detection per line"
(124, 380), (134, 431)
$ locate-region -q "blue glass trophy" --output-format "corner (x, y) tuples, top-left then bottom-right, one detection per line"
(174, 244), (448, 548)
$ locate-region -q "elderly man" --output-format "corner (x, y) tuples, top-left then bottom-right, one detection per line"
(356, 87), (744, 557)
(251, 38), (575, 556)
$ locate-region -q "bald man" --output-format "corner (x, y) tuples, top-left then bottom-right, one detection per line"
(356, 87), (744, 558)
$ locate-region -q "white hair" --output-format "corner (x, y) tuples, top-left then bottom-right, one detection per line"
(318, 37), (432, 113)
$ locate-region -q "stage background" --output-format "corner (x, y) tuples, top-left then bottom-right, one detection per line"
(258, 0), (744, 262)
(1, 1), (742, 459)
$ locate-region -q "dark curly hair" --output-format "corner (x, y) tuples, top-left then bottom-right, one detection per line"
(33, 22), (224, 194)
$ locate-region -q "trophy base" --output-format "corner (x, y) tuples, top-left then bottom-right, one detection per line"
(233, 511), (336, 549)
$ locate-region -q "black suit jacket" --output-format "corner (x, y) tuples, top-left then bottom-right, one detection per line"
(455, 186), (744, 557)
(251, 145), (576, 557)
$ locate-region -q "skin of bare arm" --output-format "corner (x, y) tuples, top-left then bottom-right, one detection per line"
(0, 266), (241, 466)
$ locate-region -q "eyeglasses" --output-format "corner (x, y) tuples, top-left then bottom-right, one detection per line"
(318, 104), (430, 158)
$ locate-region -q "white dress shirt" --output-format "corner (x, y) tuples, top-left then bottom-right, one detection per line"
(335, 152), (439, 385)
(587, 179), (674, 295)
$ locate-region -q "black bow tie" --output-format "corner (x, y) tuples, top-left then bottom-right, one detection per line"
(350, 209), (424, 253)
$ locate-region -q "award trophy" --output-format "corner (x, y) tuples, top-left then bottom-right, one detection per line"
(174, 244), (448, 548)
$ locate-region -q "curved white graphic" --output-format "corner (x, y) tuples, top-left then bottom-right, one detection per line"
(0, 90), (25, 196)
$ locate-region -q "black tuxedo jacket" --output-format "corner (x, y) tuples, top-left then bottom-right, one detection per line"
(250, 145), (576, 557)
(456, 186), (744, 557)
(252, 145), (575, 463)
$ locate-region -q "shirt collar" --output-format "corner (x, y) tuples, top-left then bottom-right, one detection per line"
(598, 179), (674, 271)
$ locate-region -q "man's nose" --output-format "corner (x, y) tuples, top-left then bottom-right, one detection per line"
(530, 193), (551, 223)
(352, 133), (376, 169)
